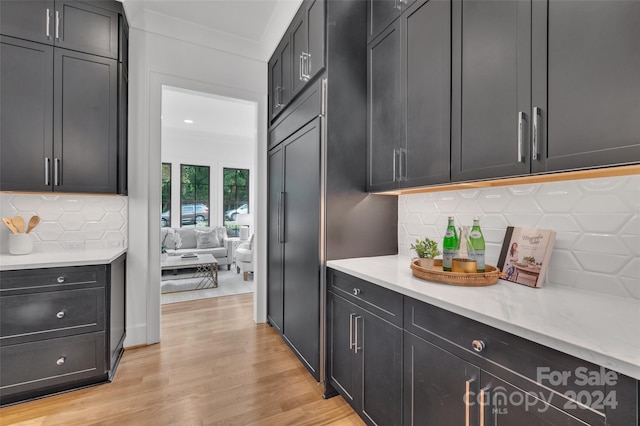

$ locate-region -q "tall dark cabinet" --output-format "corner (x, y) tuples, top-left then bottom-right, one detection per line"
(267, 0), (397, 383)
(0, 0), (128, 194)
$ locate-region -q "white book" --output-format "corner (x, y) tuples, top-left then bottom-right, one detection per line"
(497, 226), (556, 288)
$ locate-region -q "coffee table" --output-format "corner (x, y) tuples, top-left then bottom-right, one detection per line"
(161, 254), (218, 289)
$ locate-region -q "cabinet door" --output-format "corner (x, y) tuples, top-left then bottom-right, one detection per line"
(359, 308), (403, 426)
(451, 0), (531, 181)
(480, 372), (589, 426)
(404, 331), (480, 426)
(269, 49), (283, 121)
(108, 254), (126, 377)
(267, 147), (284, 333)
(282, 119), (321, 380)
(368, 0), (401, 42)
(0, 36), (53, 192)
(305, 0), (325, 81)
(402, 0), (451, 187)
(54, 48), (118, 193)
(0, 0), (54, 44)
(54, 1), (119, 59)
(367, 21), (402, 192)
(117, 63), (128, 195)
(327, 292), (357, 406)
(291, 9), (307, 97)
(531, 0), (640, 173)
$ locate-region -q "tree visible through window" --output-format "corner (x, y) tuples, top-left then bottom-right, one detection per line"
(181, 165), (210, 227)
(223, 168), (249, 237)
(161, 163), (171, 228)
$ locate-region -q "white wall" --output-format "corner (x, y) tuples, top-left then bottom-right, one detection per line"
(399, 174), (640, 299)
(127, 28), (268, 347)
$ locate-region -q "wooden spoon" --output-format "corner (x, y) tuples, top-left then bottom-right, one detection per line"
(2, 217), (19, 234)
(12, 215), (25, 234)
(26, 215), (41, 233)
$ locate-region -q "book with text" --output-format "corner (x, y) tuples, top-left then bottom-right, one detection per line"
(497, 226), (556, 288)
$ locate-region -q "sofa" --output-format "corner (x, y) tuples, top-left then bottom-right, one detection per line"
(161, 226), (232, 270)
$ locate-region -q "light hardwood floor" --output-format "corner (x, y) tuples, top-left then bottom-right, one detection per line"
(0, 294), (364, 426)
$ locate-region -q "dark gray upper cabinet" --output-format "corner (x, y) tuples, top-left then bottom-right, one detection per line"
(0, 0), (127, 194)
(0, 0), (119, 59)
(531, 0), (640, 173)
(367, 21), (402, 192)
(0, 0), (54, 45)
(367, 0), (401, 42)
(451, 0), (532, 182)
(0, 36), (54, 192)
(54, 49), (118, 194)
(367, 0), (451, 192)
(268, 0), (325, 125)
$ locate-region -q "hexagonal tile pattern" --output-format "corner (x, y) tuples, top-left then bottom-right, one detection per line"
(398, 174), (640, 299)
(0, 193), (127, 252)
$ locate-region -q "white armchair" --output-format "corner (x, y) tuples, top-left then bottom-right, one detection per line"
(236, 234), (254, 281)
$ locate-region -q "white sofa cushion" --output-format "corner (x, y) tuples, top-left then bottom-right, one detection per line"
(194, 228), (219, 248)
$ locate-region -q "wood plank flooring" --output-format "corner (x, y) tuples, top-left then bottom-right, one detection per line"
(0, 294), (364, 426)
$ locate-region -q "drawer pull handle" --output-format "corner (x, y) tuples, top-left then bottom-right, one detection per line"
(472, 339), (486, 353)
(56, 356), (66, 366)
(56, 310), (66, 319)
(57, 276), (65, 283)
(352, 288), (361, 296)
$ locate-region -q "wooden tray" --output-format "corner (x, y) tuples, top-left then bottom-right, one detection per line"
(410, 258), (504, 287)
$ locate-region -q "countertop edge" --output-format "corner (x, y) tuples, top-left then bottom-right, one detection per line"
(0, 248), (127, 270)
(327, 257), (640, 381)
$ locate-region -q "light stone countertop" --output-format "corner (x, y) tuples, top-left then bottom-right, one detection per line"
(327, 255), (640, 381)
(0, 247), (127, 271)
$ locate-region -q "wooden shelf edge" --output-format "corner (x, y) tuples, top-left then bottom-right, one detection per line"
(374, 165), (640, 196)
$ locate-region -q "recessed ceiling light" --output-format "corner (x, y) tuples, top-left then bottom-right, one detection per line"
(184, 119), (194, 124)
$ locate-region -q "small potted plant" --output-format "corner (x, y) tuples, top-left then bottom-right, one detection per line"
(410, 237), (441, 269)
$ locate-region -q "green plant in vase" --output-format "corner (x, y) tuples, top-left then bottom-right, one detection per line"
(410, 237), (441, 269)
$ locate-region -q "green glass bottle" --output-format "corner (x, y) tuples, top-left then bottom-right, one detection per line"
(468, 217), (486, 272)
(442, 217), (458, 272)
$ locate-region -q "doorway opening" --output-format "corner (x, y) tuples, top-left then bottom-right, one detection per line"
(159, 85), (257, 305)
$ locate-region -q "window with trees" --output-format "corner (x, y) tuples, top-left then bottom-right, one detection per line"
(223, 168), (249, 237)
(161, 163), (171, 228)
(180, 165), (210, 227)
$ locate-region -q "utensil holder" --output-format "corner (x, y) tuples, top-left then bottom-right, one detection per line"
(9, 233), (33, 255)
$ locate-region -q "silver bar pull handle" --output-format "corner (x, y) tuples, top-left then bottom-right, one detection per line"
(392, 149), (397, 182)
(55, 10), (60, 41)
(399, 148), (406, 182)
(45, 157), (50, 186)
(532, 107), (541, 160)
(54, 158), (60, 186)
(349, 313), (355, 350)
(303, 52), (311, 80)
(517, 111), (525, 163)
(299, 54), (304, 81)
(354, 316), (362, 353)
(275, 86), (282, 107)
(279, 192), (286, 243)
(46, 9), (51, 39)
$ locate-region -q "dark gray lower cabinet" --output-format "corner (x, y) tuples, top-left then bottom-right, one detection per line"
(0, 255), (126, 405)
(328, 292), (403, 426)
(327, 268), (639, 426)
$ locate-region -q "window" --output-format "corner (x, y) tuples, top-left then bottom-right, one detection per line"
(223, 168), (249, 237)
(180, 165), (210, 227)
(161, 163), (171, 227)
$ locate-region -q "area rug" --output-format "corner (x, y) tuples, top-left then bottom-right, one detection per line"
(161, 268), (253, 304)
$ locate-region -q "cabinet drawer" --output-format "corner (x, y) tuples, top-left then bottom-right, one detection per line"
(0, 287), (105, 345)
(328, 269), (403, 327)
(0, 332), (105, 401)
(404, 297), (610, 414)
(0, 265), (105, 294)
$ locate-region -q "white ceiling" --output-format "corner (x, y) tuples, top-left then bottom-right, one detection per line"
(122, 0), (302, 61)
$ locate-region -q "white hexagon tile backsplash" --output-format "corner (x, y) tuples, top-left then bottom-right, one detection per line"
(0, 193), (127, 252)
(399, 174), (640, 299)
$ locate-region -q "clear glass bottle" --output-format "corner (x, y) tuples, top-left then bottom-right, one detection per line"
(468, 217), (486, 272)
(442, 217), (458, 272)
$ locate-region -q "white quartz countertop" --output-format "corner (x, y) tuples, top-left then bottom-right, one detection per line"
(0, 247), (127, 270)
(327, 255), (640, 381)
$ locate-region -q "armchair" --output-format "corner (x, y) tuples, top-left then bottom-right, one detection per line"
(236, 234), (254, 281)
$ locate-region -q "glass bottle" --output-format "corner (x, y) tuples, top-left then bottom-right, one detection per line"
(468, 217), (486, 272)
(442, 217), (458, 272)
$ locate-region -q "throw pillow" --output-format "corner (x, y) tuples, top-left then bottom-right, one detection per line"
(195, 229), (219, 249)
